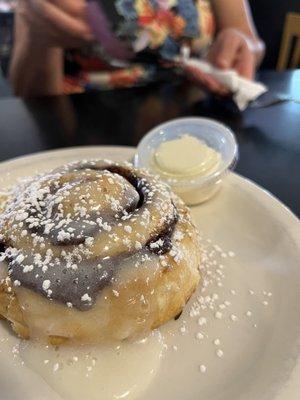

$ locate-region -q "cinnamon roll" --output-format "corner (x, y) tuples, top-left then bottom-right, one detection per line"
(0, 160), (201, 344)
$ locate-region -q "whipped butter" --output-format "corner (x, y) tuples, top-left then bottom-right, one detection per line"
(152, 134), (222, 205)
(153, 134), (220, 179)
(135, 118), (238, 206)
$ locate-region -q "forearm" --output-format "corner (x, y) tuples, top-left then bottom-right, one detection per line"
(9, 14), (64, 97)
(211, 0), (265, 65)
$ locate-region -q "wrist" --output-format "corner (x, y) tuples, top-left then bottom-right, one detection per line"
(10, 10), (64, 96)
(10, 37), (63, 96)
(14, 12), (57, 53)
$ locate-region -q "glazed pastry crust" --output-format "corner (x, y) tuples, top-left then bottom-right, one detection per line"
(0, 162), (201, 344)
(0, 193), (8, 214)
(0, 202), (200, 344)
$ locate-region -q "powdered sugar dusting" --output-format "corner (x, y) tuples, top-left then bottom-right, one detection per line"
(174, 233), (274, 374)
(0, 159), (196, 311)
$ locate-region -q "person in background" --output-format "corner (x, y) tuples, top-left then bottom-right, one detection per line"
(10, 0), (265, 97)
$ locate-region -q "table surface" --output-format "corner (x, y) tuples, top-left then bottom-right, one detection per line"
(0, 70), (299, 216)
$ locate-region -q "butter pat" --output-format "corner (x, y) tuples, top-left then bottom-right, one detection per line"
(153, 134), (220, 178)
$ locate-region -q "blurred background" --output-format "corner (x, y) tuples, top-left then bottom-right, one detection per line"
(0, 0), (299, 215)
(1, 0), (300, 90)
(250, 0), (300, 69)
(0, 0), (15, 76)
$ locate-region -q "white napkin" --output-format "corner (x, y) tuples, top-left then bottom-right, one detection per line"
(181, 58), (267, 111)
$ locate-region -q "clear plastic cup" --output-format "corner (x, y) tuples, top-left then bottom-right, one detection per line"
(134, 117), (238, 206)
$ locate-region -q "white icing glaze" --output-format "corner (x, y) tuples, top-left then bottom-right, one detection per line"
(19, 330), (164, 400)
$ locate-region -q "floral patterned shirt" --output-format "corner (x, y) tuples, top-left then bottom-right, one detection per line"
(64, 0), (215, 93)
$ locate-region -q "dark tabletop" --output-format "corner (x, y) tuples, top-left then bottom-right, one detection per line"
(0, 70), (299, 216)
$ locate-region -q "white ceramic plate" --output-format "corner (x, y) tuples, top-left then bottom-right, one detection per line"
(0, 146), (299, 400)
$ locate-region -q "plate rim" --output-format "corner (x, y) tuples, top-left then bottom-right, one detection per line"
(0, 145), (299, 400)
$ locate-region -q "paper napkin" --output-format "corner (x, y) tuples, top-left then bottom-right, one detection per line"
(181, 58), (267, 111)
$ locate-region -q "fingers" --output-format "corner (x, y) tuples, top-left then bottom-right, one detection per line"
(208, 30), (241, 70)
(185, 65), (230, 96)
(234, 45), (255, 79)
(52, 0), (87, 19)
(207, 29), (256, 80)
(29, 0), (93, 42)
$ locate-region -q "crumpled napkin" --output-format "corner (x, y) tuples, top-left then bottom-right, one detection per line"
(181, 58), (267, 111)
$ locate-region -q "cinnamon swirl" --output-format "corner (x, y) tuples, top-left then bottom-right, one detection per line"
(0, 160), (201, 344)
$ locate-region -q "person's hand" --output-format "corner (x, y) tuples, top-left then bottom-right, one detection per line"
(207, 28), (256, 79)
(18, 0), (93, 48)
(184, 28), (257, 96)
